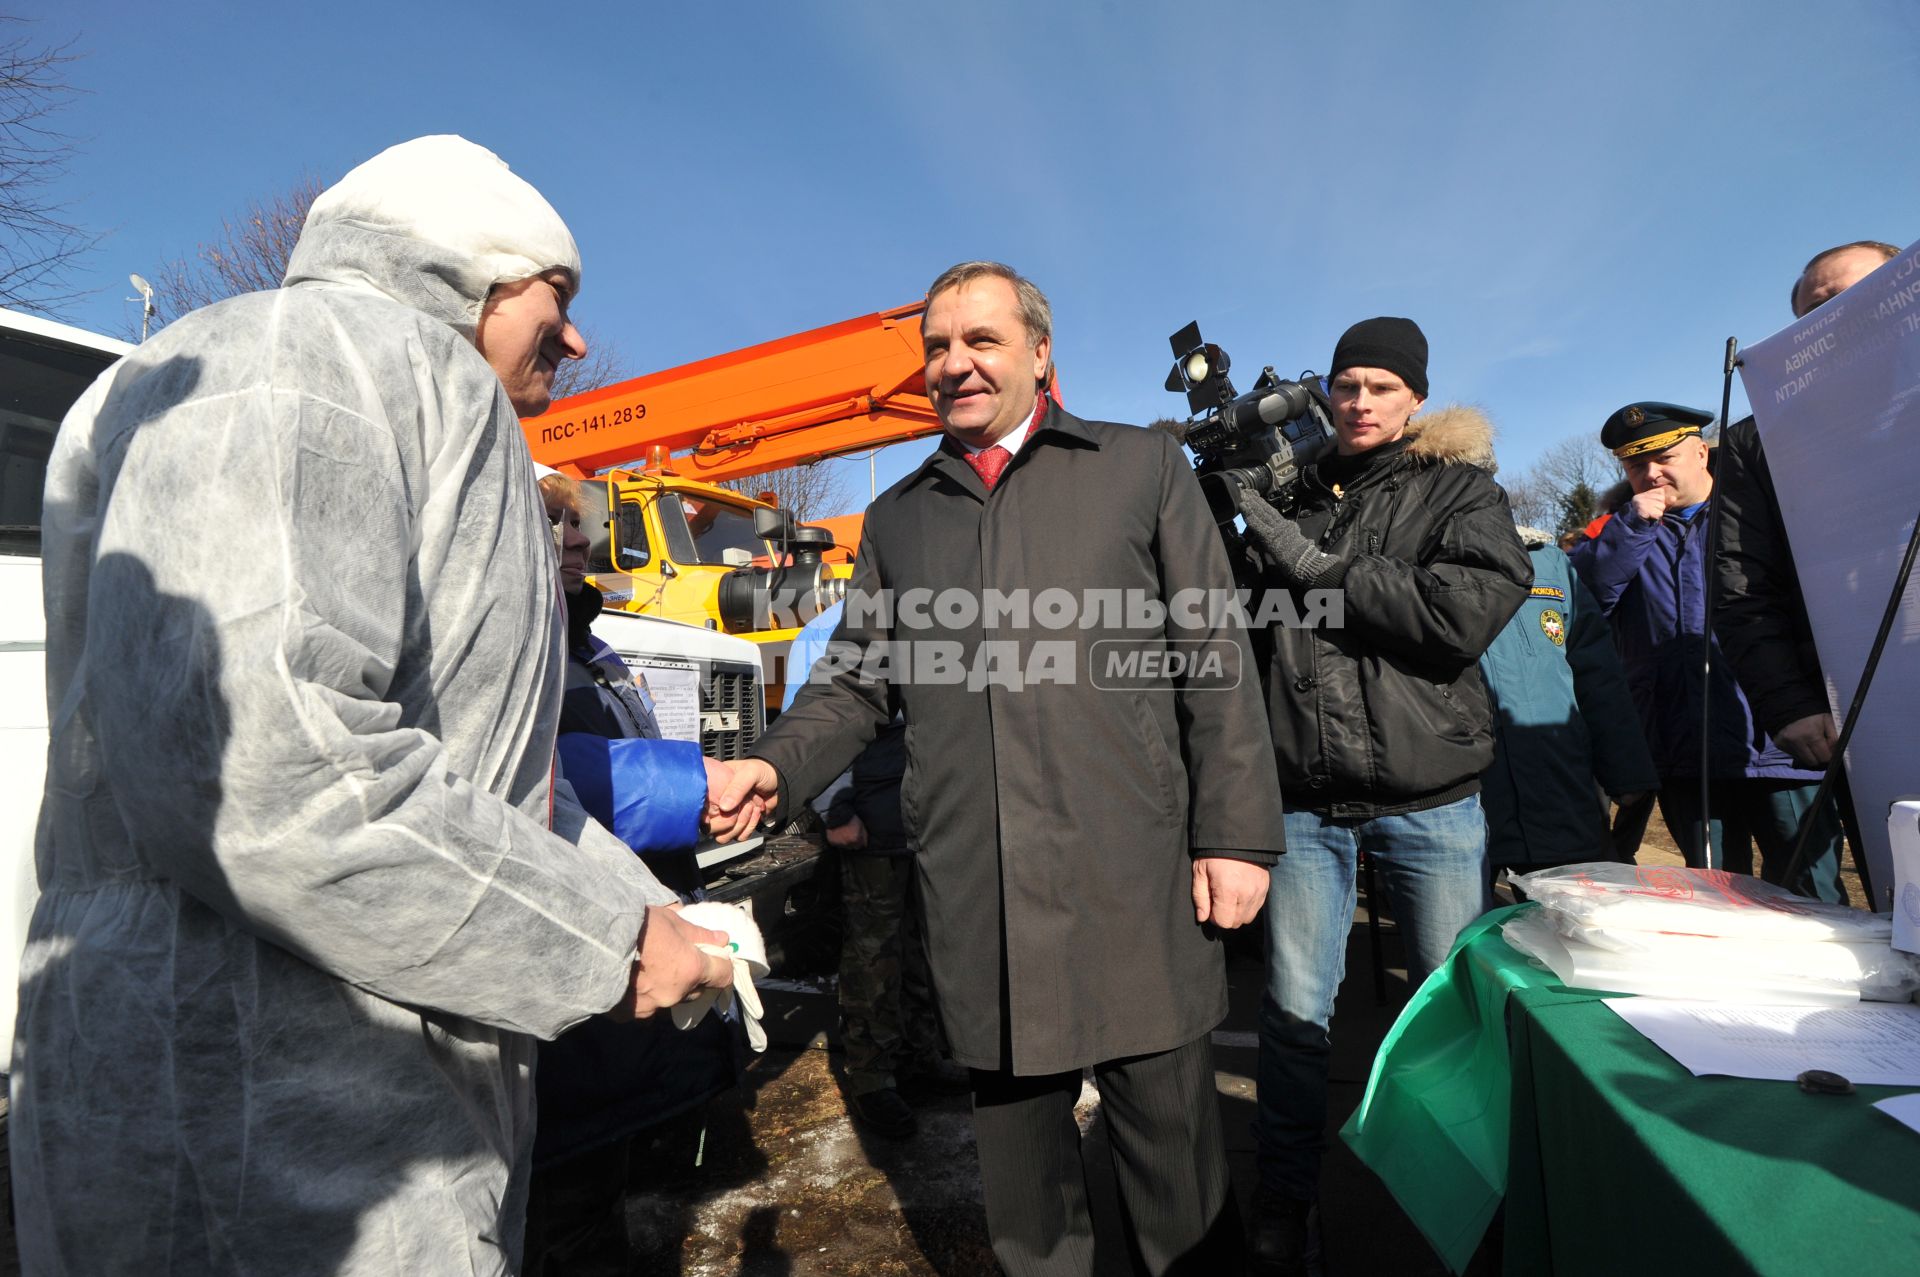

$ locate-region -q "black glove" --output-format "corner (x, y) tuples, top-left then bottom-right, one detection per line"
(1241, 499), (1348, 587)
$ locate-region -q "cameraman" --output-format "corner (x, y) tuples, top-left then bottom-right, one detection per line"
(1237, 317), (1531, 1272)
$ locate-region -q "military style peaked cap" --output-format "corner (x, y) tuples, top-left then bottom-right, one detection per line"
(1601, 401), (1714, 458)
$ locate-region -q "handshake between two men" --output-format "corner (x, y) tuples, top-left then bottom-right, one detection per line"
(694, 756), (1269, 931)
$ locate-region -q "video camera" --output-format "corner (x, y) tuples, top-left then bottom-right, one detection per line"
(714, 506), (846, 633)
(1164, 320), (1334, 524)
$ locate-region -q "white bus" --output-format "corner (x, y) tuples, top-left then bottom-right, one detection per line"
(0, 309), (130, 1058)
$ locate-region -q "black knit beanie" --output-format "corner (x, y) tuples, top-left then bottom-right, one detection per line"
(1330, 317), (1429, 398)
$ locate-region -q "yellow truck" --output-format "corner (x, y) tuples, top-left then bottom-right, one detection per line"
(520, 301), (941, 699)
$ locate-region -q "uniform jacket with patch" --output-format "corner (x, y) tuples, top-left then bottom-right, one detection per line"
(1478, 532), (1658, 868)
(1256, 406), (1533, 816)
(750, 404), (1286, 1076)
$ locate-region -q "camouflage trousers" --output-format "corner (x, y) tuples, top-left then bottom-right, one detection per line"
(839, 851), (942, 1095)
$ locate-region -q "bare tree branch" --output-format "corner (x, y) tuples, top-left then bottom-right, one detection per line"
(0, 21), (98, 315)
(1531, 435), (1619, 496)
(148, 175), (323, 326)
(1506, 433), (1622, 535)
(718, 463), (854, 523)
(549, 326), (632, 402)
(1500, 468), (1560, 531)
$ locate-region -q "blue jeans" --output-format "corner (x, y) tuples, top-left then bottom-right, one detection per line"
(1256, 795), (1491, 1198)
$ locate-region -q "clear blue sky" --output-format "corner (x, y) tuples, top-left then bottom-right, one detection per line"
(22, 0), (1920, 501)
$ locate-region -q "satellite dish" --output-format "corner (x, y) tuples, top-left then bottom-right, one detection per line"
(129, 273), (153, 299)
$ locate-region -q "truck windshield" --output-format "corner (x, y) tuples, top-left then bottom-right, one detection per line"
(0, 323), (124, 557)
(664, 494), (773, 566)
(575, 477), (616, 573)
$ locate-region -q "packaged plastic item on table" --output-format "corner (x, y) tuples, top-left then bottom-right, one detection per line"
(1509, 863), (1890, 944)
(1891, 800), (1920, 956)
(1499, 909), (1920, 1005)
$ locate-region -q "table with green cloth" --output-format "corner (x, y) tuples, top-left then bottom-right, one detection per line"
(1342, 904), (1920, 1275)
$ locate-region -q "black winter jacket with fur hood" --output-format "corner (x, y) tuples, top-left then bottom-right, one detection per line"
(1254, 406), (1533, 816)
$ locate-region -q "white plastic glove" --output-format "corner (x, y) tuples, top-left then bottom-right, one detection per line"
(670, 901), (770, 1052)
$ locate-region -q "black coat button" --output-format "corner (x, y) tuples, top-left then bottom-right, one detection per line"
(1293, 675), (1314, 693)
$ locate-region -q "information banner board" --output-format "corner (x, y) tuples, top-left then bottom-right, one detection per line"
(1737, 240), (1920, 906)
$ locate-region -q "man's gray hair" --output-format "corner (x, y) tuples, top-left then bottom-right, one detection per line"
(925, 260), (1053, 348)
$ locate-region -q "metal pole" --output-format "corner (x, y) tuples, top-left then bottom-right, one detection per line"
(130, 274), (156, 343)
(1698, 338), (1738, 869)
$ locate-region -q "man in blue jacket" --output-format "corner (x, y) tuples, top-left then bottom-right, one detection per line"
(1568, 402), (1845, 901)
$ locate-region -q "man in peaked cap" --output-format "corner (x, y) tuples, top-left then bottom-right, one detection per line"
(1569, 402), (1845, 901)
(1601, 400), (1715, 461)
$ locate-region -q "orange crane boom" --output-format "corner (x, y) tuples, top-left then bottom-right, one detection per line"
(523, 301), (937, 482)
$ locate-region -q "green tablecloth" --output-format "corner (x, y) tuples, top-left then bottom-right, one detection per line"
(1342, 904), (1920, 1275)
(1340, 905), (1552, 1271)
(1504, 983), (1920, 1276)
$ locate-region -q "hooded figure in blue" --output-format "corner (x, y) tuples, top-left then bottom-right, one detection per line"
(539, 468), (710, 891)
(1569, 402), (1845, 901)
(525, 470), (733, 1273)
(1478, 524), (1658, 869)
(13, 136), (737, 1275)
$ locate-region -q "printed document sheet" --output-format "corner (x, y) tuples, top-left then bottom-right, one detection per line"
(1872, 1092), (1920, 1136)
(1604, 998), (1920, 1086)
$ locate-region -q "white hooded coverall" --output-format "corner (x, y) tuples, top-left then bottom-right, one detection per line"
(10, 136), (677, 1275)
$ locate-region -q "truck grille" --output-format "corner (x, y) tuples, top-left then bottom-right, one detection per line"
(701, 662), (762, 761)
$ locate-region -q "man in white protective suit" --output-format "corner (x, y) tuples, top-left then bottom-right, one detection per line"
(10, 135), (743, 1275)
